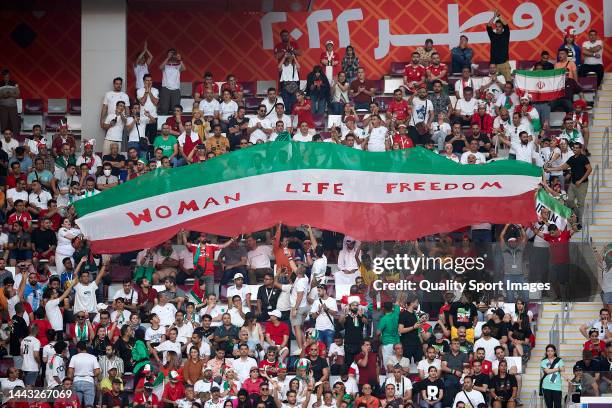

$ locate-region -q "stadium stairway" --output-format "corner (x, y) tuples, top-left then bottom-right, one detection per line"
(582, 72), (612, 245)
(519, 302), (604, 403)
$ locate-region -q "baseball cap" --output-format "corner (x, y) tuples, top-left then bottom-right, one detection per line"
(233, 273), (244, 280)
(268, 309), (282, 319)
(142, 364), (151, 373)
(325, 40), (334, 46)
(169, 370), (180, 381)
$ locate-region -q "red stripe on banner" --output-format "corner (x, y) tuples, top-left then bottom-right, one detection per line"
(515, 88), (566, 102)
(89, 191), (537, 253)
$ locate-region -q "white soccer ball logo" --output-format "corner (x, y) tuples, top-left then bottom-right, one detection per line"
(555, 0), (591, 34)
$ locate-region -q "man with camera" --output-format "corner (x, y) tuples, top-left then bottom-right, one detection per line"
(158, 48), (186, 115)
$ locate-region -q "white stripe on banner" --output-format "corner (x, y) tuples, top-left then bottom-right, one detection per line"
(517, 74), (564, 93)
(76, 169), (539, 241)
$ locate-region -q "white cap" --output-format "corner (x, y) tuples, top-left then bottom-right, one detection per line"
(269, 309), (282, 319)
(233, 273), (244, 280)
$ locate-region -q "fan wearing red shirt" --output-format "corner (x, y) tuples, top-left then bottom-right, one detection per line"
(583, 328), (606, 358)
(274, 29), (301, 61)
(8, 200), (33, 231)
(538, 224), (575, 300)
(355, 339), (379, 388)
(265, 310), (290, 351)
(162, 371), (185, 404)
(185, 234), (235, 277)
(6, 162), (26, 189)
(194, 72), (220, 103)
(291, 91), (315, 128)
(392, 124), (415, 149)
(221, 75), (243, 98)
(473, 347), (493, 375)
(387, 89), (411, 124)
(164, 105), (185, 136)
(134, 383), (160, 408)
(471, 104), (494, 135)
(426, 53), (448, 86)
(403, 52), (426, 94)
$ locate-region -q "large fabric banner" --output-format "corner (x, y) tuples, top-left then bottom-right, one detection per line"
(74, 143), (541, 253)
(127, 0), (611, 89)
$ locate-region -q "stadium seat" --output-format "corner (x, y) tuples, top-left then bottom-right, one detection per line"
(383, 78), (404, 94)
(110, 264), (132, 282)
(373, 96), (393, 111)
(48, 98), (67, 114)
(245, 96), (263, 111)
(516, 60), (537, 70)
(45, 115), (65, 132)
(447, 75), (461, 94)
(180, 82), (193, 97)
(66, 115), (82, 132)
(157, 115), (170, 130)
(240, 81), (255, 96)
(68, 98), (81, 114)
(0, 358), (13, 377)
(24, 98), (43, 114)
(181, 98), (195, 113)
(473, 62), (489, 76)
(312, 113), (326, 130)
(327, 115), (342, 128)
(256, 80), (277, 95)
(319, 131), (331, 140)
(22, 115), (43, 132)
(389, 61), (408, 76)
(578, 75), (597, 91)
(371, 80), (384, 95)
(549, 111), (566, 128)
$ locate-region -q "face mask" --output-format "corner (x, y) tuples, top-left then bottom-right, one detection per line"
(103, 169), (112, 176)
(434, 332), (444, 340)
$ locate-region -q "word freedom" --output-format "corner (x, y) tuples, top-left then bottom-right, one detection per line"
(372, 279), (552, 293)
(372, 255), (486, 274)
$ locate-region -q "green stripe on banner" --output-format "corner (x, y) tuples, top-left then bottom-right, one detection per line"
(74, 144), (541, 216)
(514, 69), (567, 78)
(537, 189), (573, 219)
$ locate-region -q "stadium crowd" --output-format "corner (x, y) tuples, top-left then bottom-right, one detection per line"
(0, 8), (610, 408)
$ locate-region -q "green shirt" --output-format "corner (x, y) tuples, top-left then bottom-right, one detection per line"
(377, 304), (400, 345)
(153, 135), (178, 157)
(540, 358), (564, 391)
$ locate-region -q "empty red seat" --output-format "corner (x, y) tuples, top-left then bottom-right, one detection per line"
(312, 113), (326, 129)
(0, 358), (13, 377)
(240, 81), (256, 96)
(245, 96), (263, 111)
(373, 96), (393, 111)
(110, 264), (132, 282)
(516, 60), (537, 70)
(473, 61), (490, 76)
(389, 62), (409, 76)
(45, 115), (65, 132)
(24, 99), (43, 114)
(69, 98), (81, 114)
(319, 131), (331, 139)
(371, 80), (384, 95)
(578, 75), (597, 91)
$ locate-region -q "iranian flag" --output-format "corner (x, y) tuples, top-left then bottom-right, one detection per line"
(535, 189), (573, 229)
(74, 143), (542, 253)
(513, 68), (566, 102)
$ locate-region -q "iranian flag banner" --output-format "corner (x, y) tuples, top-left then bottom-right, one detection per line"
(535, 189), (573, 230)
(513, 68), (566, 102)
(74, 143), (542, 253)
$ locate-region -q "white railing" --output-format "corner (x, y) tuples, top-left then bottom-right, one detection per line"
(549, 313), (560, 350)
(561, 301), (571, 343)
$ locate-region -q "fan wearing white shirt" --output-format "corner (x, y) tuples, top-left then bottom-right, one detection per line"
(460, 140), (487, 164)
(199, 88), (221, 122)
(158, 48), (185, 115)
(262, 88), (284, 116)
(453, 86), (478, 126)
(102, 100), (128, 155)
(269, 103), (293, 133)
(100, 77), (130, 130)
(504, 112), (533, 157)
(454, 67), (475, 99)
(580, 29), (604, 86)
(21, 325), (42, 385)
(134, 42), (153, 89)
(494, 83), (520, 116)
(409, 85), (434, 127)
(478, 63), (506, 99)
(46, 340), (68, 388)
(155, 327), (183, 365)
(219, 90), (238, 127)
(136, 73), (159, 141)
(293, 122), (314, 142)
(67, 341), (101, 407)
(151, 292), (178, 327)
(499, 130), (538, 164)
(248, 105), (273, 143)
(72, 262), (107, 315)
(365, 115), (389, 152)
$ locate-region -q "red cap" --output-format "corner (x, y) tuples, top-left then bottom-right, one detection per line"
(418, 83), (427, 90)
(573, 99), (587, 109)
(344, 115), (356, 122)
